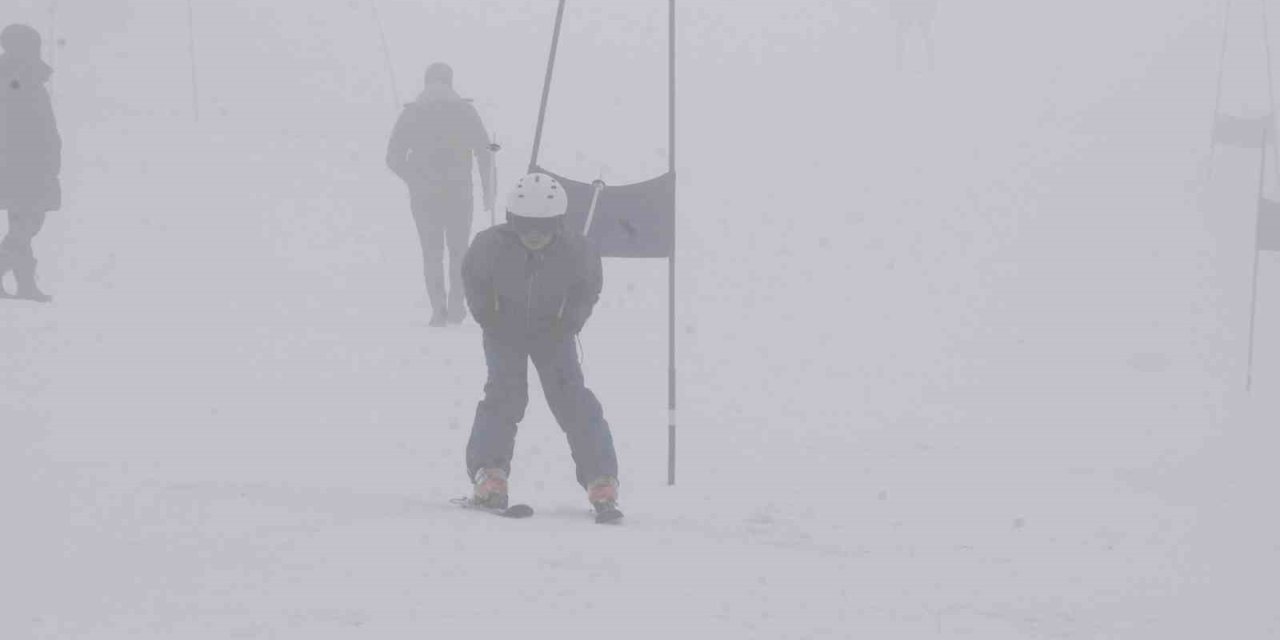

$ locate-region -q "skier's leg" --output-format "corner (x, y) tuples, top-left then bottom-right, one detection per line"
(410, 188), (448, 321)
(466, 332), (530, 481)
(444, 190), (474, 323)
(530, 336), (618, 488)
(5, 210), (49, 300)
(0, 210), (35, 252)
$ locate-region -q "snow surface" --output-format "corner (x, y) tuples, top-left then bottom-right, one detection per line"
(3, 0), (1280, 637)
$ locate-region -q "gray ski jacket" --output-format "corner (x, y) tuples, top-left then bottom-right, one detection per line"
(462, 224), (603, 341)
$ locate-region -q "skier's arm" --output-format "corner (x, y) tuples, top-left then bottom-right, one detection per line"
(385, 109), (413, 179)
(561, 244), (603, 335)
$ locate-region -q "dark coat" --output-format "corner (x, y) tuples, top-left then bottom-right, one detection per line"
(0, 53), (61, 213)
(462, 224), (603, 341)
(386, 84), (491, 192)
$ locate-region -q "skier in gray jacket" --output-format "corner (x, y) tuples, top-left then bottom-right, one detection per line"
(461, 172), (621, 520)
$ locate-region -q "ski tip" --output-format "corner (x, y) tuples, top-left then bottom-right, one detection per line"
(594, 508), (624, 525)
(453, 497), (535, 519)
(503, 504), (535, 519)
(0, 293), (53, 303)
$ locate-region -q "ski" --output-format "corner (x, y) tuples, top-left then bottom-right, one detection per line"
(451, 497), (534, 519)
(594, 505), (624, 525)
(0, 291), (52, 303)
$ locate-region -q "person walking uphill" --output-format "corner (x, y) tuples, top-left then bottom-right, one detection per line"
(0, 24), (61, 302)
(461, 173), (622, 523)
(386, 62), (495, 327)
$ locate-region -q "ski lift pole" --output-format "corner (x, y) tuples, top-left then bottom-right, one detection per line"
(1214, 0), (1233, 146)
(668, 0), (678, 487)
(1262, 0), (1280, 177)
(529, 0), (567, 171)
(1248, 127), (1269, 391)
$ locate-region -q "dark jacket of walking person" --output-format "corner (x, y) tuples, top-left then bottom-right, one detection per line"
(460, 172), (621, 520)
(0, 24), (60, 302)
(386, 62), (495, 326)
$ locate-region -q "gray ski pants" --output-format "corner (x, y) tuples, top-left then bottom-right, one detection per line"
(466, 331), (619, 488)
(409, 184), (472, 315)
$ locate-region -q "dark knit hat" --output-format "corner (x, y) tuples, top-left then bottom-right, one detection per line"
(1, 24), (42, 58)
(424, 62), (453, 87)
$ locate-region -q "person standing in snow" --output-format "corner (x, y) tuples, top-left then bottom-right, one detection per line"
(386, 62), (495, 326)
(0, 24), (60, 302)
(461, 172), (622, 521)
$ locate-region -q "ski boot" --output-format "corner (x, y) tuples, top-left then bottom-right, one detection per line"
(472, 467), (509, 510)
(587, 476), (623, 524)
(8, 257), (51, 303)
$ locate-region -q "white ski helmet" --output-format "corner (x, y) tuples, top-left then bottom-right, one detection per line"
(506, 173), (568, 220)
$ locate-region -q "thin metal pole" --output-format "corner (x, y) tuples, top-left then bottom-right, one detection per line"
(1214, 0), (1233, 144)
(1247, 227), (1263, 391)
(1265, 0), (1276, 111)
(370, 0), (401, 108)
(529, 0), (567, 172)
(1251, 0), (1278, 390)
(187, 0), (200, 120)
(1248, 129), (1268, 391)
(667, 0), (678, 487)
(1262, 0), (1280, 177)
(1207, 0), (1235, 180)
(584, 180), (605, 235)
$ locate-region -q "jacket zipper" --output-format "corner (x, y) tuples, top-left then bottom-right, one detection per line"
(526, 252), (540, 327)
(526, 274), (535, 316)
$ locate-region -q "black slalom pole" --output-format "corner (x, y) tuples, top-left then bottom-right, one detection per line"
(667, 0), (678, 487)
(529, 0), (567, 172)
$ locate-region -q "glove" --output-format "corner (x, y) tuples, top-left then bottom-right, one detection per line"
(554, 306), (588, 339)
(472, 292), (501, 331)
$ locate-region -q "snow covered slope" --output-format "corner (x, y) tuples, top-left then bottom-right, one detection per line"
(4, 0), (1278, 637)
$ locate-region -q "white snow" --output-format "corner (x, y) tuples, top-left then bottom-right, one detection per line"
(3, 0), (1279, 638)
